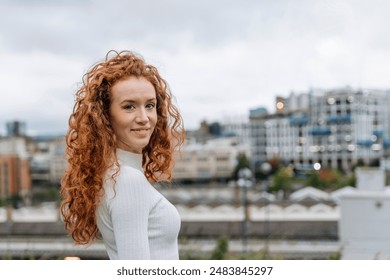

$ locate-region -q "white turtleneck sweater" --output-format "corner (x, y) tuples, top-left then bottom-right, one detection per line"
(96, 149), (181, 260)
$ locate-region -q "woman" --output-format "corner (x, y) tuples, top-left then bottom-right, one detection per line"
(60, 50), (185, 260)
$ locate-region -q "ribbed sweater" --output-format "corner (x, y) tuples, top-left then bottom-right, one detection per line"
(96, 149), (181, 260)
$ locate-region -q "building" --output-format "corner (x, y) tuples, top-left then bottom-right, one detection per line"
(248, 107), (268, 170)
(6, 121), (27, 137)
(48, 136), (67, 184)
(173, 137), (246, 183)
(0, 137), (31, 203)
(339, 168), (390, 259)
(28, 135), (66, 184)
(0, 155), (31, 200)
(220, 115), (251, 147)
(250, 88), (390, 172)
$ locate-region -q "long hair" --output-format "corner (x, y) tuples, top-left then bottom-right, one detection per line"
(60, 50), (185, 245)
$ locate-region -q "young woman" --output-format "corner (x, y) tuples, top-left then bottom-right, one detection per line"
(60, 50), (185, 259)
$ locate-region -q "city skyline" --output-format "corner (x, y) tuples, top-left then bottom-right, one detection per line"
(1, 0), (390, 135)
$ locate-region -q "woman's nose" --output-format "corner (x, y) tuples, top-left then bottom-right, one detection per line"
(135, 108), (148, 123)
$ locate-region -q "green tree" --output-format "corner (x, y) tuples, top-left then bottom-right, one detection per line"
(269, 167), (292, 195)
(210, 236), (229, 260)
(6, 193), (23, 208)
(336, 172), (356, 189)
(306, 168), (342, 190)
(232, 153), (250, 180)
(306, 171), (321, 188)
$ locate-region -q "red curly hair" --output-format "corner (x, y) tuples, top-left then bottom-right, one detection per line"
(60, 50), (185, 245)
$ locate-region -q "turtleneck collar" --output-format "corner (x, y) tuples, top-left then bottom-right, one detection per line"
(116, 148), (143, 172)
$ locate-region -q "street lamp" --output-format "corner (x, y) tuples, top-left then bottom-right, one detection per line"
(237, 167), (253, 255)
(260, 162), (272, 256)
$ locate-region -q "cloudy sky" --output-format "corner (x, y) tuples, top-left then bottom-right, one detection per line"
(1, 0), (390, 135)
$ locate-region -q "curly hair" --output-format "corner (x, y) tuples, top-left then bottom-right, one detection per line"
(60, 50), (185, 245)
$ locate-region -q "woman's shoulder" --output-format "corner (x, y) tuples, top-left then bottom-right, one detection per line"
(103, 164), (160, 198)
(118, 164), (149, 184)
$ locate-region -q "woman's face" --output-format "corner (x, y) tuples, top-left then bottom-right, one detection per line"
(109, 76), (158, 154)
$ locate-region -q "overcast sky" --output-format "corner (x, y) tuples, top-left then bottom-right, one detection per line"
(1, 0), (390, 135)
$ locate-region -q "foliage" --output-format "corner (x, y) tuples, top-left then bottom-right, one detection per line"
(305, 168), (341, 189)
(328, 251), (341, 260)
(335, 172), (356, 189)
(210, 236), (229, 260)
(237, 249), (283, 260)
(179, 237), (208, 260)
(32, 187), (60, 204)
(269, 167), (293, 194)
(318, 168), (340, 183)
(232, 153), (250, 180)
(261, 164), (357, 191)
(267, 157), (281, 170)
(6, 193), (23, 208)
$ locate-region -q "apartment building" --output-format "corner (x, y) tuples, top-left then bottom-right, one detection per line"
(250, 88), (390, 172)
(0, 137), (31, 201)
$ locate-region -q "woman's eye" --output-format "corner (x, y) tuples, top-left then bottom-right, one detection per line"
(123, 104), (135, 110)
(146, 103), (156, 109)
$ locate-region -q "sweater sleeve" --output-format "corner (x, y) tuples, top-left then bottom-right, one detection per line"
(108, 167), (153, 260)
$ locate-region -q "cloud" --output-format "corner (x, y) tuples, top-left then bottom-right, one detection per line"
(0, 51), (84, 134)
(1, 0), (390, 134)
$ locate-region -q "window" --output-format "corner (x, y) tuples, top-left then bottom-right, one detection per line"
(216, 157), (229, 161)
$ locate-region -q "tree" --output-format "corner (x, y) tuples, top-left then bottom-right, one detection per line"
(306, 168), (341, 190)
(210, 236), (229, 260)
(232, 153), (250, 180)
(269, 167), (292, 195)
(268, 157), (281, 170)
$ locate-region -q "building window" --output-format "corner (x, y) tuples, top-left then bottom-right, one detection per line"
(197, 168), (210, 178)
(216, 157), (229, 161)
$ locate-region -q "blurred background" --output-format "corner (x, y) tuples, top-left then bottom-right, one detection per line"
(1, 0), (390, 260)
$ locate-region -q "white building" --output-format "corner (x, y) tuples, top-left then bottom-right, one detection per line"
(0, 136), (28, 158)
(173, 137), (246, 182)
(220, 116), (251, 148)
(250, 88), (390, 172)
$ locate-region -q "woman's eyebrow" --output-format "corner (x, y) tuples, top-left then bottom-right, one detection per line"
(119, 98), (156, 104)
